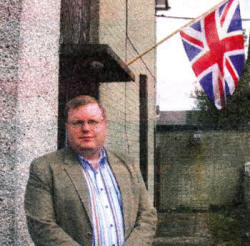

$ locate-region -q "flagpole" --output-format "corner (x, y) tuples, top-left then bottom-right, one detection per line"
(127, 0), (230, 66)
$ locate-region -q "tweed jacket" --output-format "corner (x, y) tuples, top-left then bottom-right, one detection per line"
(25, 148), (157, 246)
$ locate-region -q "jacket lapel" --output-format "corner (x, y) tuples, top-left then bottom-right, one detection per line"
(106, 151), (130, 233)
(63, 148), (92, 225)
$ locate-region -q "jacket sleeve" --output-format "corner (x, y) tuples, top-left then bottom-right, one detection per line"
(24, 159), (81, 246)
(124, 163), (158, 246)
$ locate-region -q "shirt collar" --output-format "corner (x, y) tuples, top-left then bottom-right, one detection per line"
(77, 147), (107, 170)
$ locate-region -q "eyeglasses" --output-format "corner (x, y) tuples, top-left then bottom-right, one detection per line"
(67, 119), (104, 129)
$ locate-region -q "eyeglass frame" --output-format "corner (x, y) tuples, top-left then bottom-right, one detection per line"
(66, 119), (105, 130)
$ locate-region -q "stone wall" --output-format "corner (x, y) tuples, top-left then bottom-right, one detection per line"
(156, 130), (250, 210)
(97, 0), (156, 197)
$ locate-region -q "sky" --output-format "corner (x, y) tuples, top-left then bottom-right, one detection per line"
(156, 0), (250, 111)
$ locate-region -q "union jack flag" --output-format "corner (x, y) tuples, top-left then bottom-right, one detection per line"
(180, 0), (245, 109)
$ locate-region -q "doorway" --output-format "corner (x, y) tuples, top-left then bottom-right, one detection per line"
(58, 58), (99, 149)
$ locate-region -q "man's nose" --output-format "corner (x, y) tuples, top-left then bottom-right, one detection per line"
(81, 122), (91, 131)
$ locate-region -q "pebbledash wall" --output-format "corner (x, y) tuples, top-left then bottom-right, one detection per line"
(1, 1), (61, 245)
(0, 0), (156, 245)
(156, 129), (250, 211)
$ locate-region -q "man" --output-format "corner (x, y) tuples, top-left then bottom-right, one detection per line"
(25, 95), (157, 246)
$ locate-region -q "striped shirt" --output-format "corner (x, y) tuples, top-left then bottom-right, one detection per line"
(78, 149), (124, 246)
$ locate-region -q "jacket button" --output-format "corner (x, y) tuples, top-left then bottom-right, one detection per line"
(86, 232), (92, 239)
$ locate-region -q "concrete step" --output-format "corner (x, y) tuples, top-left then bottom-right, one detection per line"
(153, 236), (211, 246)
(156, 212), (210, 238)
(153, 212), (212, 246)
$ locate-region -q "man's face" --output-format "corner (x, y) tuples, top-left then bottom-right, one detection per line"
(66, 103), (107, 156)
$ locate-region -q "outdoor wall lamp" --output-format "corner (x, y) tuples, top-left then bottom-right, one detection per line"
(74, 58), (104, 71)
(155, 0), (170, 11)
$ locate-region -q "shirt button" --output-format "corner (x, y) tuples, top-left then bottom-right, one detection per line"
(110, 224), (113, 227)
(100, 188), (103, 191)
(105, 205), (108, 208)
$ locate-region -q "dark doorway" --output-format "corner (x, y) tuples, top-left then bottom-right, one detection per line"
(58, 59), (99, 149)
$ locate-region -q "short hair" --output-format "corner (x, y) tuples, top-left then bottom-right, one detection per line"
(64, 95), (106, 121)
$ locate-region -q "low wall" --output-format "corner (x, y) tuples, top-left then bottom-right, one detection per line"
(156, 130), (250, 210)
(244, 162), (250, 210)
